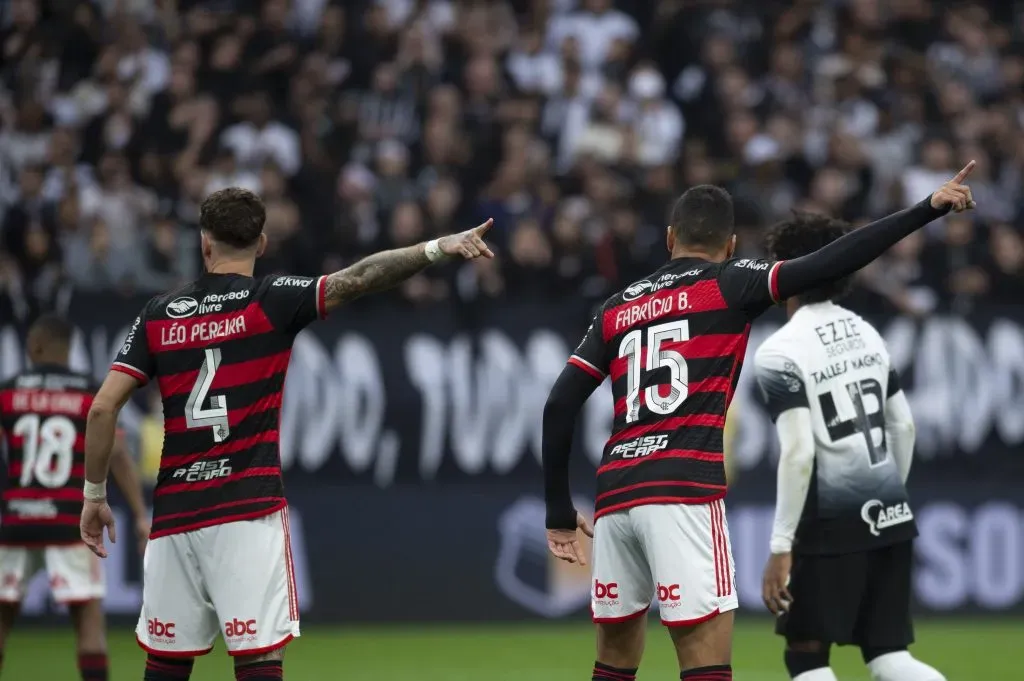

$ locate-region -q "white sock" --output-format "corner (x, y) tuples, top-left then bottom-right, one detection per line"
(867, 651), (946, 681)
(793, 668), (839, 681)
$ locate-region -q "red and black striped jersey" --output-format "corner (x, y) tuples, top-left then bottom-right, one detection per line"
(570, 257), (783, 519)
(111, 272), (327, 539)
(0, 366), (98, 545)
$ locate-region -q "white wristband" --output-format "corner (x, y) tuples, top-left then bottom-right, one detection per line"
(424, 239), (446, 263)
(83, 480), (107, 501)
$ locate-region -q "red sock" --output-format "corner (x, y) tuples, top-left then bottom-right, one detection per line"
(144, 655), (193, 680)
(235, 660), (283, 680)
(78, 652), (108, 681)
(681, 665), (731, 680)
(593, 661), (637, 681)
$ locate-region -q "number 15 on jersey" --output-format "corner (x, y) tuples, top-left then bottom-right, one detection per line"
(618, 320), (690, 424)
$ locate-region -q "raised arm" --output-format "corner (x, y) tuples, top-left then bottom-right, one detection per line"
(323, 218), (494, 313)
(774, 161), (976, 301)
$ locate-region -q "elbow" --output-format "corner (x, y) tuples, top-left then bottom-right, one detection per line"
(87, 399), (117, 425)
(779, 443), (815, 470)
(543, 393), (577, 425)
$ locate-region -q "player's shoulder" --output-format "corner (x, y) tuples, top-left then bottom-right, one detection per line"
(54, 369), (98, 394)
(144, 282), (202, 320)
(5, 367), (94, 393)
(610, 261), (715, 305)
(257, 273), (321, 295)
(720, 257), (775, 275)
(0, 372), (17, 392)
(754, 325), (802, 371)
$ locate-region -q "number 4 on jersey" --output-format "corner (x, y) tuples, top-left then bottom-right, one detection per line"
(185, 348), (230, 443)
(618, 320), (690, 424)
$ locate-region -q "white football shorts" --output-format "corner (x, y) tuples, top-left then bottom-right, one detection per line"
(135, 507), (300, 657)
(590, 499), (738, 626)
(0, 543), (104, 604)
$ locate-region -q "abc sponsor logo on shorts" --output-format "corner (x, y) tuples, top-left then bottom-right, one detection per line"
(861, 500), (914, 536)
(224, 618), (258, 642)
(147, 618), (176, 643)
(657, 583), (681, 608)
(593, 580), (619, 605)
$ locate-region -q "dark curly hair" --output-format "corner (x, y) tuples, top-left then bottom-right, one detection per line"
(765, 212), (853, 304)
(200, 187), (266, 249)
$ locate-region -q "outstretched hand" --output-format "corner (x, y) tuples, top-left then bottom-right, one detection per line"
(930, 161), (977, 213)
(438, 218), (495, 260)
(546, 511), (595, 566)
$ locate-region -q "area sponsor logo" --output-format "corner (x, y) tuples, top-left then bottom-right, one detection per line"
(861, 500), (914, 536)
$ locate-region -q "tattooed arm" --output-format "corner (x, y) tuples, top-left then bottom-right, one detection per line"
(323, 218), (494, 313)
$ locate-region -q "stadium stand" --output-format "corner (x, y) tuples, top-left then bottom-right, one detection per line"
(0, 0), (1021, 321)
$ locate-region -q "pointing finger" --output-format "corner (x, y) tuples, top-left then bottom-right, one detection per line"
(951, 160), (976, 183)
(473, 218), (494, 237)
(107, 518), (117, 545)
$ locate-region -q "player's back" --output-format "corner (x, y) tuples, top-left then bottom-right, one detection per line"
(755, 301), (915, 551)
(111, 271), (327, 539)
(0, 366), (97, 545)
(570, 256), (783, 519)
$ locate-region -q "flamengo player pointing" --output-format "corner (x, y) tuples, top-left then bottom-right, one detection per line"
(542, 166), (975, 681)
(80, 187), (494, 681)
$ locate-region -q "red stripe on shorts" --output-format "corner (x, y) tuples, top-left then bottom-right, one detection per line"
(282, 508), (298, 621)
(710, 501), (723, 598)
(719, 500), (732, 596)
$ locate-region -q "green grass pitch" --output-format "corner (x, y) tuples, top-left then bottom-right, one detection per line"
(5, 619), (1018, 680)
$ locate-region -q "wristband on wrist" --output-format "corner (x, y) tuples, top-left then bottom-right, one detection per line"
(83, 480), (107, 501)
(424, 239), (446, 263)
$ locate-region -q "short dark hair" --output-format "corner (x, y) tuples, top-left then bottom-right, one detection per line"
(669, 185), (735, 248)
(199, 187), (265, 249)
(765, 212), (853, 303)
(28, 313), (73, 349)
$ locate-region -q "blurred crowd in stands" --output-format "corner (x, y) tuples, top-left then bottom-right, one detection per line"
(0, 0), (1022, 321)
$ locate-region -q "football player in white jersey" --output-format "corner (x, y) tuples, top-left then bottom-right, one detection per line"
(753, 212), (948, 681)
